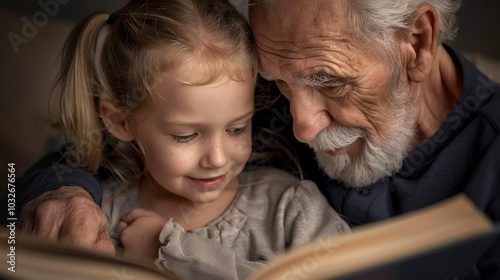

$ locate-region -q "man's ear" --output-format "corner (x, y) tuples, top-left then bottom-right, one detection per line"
(403, 3), (439, 83)
(99, 99), (135, 142)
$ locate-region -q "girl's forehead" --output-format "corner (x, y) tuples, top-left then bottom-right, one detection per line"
(131, 65), (255, 126)
(162, 52), (255, 86)
(146, 70), (255, 120)
(155, 67), (255, 96)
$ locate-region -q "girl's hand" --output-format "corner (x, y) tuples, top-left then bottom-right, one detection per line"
(117, 208), (167, 262)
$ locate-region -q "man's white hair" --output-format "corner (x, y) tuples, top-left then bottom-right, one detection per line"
(251, 0), (461, 58)
(346, 0), (461, 53)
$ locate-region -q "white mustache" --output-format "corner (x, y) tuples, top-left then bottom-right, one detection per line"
(307, 125), (365, 152)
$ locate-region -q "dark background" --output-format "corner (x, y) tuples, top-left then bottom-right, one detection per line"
(1, 0), (499, 58)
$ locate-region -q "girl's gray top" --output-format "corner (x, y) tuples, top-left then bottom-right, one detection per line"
(102, 168), (350, 279)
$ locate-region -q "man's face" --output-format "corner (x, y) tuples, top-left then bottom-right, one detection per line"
(250, 0), (419, 187)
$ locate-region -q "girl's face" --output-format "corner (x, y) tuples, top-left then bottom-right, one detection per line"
(133, 67), (255, 205)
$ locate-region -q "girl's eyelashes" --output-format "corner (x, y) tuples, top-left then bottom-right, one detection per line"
(170, 125), (249, 143)
(227, 125), (249, 135)
(171, 133), (197, 143)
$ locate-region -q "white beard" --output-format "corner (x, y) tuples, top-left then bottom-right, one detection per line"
(307, 71), (419, 188)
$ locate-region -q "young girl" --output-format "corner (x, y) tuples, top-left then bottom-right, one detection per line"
(54, 0), (350, 278)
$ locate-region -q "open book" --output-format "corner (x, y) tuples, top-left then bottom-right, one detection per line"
(1, 194), (498, 280)
(250, 194), (499, 280)
(0, 228), (181, 280)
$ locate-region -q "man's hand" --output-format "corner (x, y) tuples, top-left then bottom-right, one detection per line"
(18, 186), (114, 254)
(118, 208), (166, 262)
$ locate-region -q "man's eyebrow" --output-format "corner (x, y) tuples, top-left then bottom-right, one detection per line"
(298, 71), (352, 88)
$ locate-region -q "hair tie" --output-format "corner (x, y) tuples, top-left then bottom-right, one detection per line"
(107, 13), (118, 25)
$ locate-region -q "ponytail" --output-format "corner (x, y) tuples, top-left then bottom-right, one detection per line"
(53, 13), (110, 173)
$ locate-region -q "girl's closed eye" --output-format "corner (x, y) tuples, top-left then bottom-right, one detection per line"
(171, 133), (197, 143)
(227, 125), (249, 135)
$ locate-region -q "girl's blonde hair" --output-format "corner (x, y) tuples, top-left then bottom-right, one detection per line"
(53, 0), (258, 186)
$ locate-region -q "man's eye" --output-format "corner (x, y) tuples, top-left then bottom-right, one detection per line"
(171, 134), (196, 143)
(322, 85), (346, 98)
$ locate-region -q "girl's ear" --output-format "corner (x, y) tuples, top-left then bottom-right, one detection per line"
(99, 99), (135, 142)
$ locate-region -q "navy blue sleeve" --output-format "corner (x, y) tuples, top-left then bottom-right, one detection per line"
(18, 151), (102, 211)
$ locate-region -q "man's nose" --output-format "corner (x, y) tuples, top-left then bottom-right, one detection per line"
(288, 88), (332, 143)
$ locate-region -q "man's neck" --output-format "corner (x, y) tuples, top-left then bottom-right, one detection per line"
(415, 45), (463, 142)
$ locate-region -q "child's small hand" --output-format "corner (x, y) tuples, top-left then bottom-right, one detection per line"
(117, 208), (167, 262)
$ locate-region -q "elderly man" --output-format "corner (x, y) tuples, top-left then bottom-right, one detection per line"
(18, 0), (499, 278)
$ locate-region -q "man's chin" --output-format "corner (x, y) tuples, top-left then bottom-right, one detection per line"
(314, 148), (401, 189)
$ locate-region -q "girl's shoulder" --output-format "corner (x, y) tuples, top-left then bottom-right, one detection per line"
(237, 167), (323, 204)
(239, 167), (299, 183)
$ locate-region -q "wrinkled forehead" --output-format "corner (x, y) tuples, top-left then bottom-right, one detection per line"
(249, 0), (355, 80)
